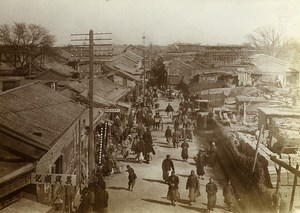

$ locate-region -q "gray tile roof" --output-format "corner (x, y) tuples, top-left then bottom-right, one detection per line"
(0, 83), (86, 148)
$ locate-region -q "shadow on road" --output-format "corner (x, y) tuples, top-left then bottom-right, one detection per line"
(178, 174), (189, 178)
(107, 186), (128, 191)
(179, 204), (207, 213)
(201, 202), (227, 211)
(142, 178), (166, 184)
(158, 145), (173, 148)
(117, 158), (141, 164)
(178, 199), (190, 205)
(141, 199), (171, 206)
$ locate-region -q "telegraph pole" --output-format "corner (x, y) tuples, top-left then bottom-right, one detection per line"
(71, 30), (112, 183)
(143, 35), (146, 101)
(88, 30), (94, 179)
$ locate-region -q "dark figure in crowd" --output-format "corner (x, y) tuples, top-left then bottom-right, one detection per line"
(165, 126), (172, 144)
(143, 128), (155, 163)
(186, 170), (200, 205)
(209, 142), (217, 167)
(135, 136), (145, 164)
(126, 165), (137, 191)
(223, 180), (235, 211)
(172, 129), (181, 149)
(91, 175), (108, 213)
(162, 154), (175, 183)
(167, 171), (180, 206)
(181, 139), (189, 162)
(195, 147), (208, 179)
(165, 103), (174, 117)
(206, 177), (218, 212)
(154, 112), (161, 130)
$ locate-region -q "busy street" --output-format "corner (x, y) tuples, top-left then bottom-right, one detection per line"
(0, 1), (300, 213)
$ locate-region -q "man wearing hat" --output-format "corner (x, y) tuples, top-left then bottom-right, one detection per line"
(206, 177), (218, 212)
(162, 155), (175, 183)
(195, 146), (209, 179)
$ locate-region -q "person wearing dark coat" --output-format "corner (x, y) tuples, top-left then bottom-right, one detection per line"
(93, 175), (108, 213)
(223, 180), (235, 211)
(195, 147), (208, 179)
(165, 103), (174, 117)
(143, 128), (155, 163)
(186, 170), (200, 205)
(162, 155), (175, 182)
(172, 129), (181, 149)
(135, 137), (145, 164)
(181, 140), (189, 161)
(206, 177), (218, 212)
(126, 165), (137, 191)
(167, 171), (180, 206)
(165, 126), (172, 144)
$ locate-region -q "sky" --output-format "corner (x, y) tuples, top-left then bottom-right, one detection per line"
(0, 0), (299, 46)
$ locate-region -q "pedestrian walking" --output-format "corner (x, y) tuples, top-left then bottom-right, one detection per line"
(209, 142), (217, 167)
(186, 122), (194, 142)
(165, 126), (172, 144)
(165, 103), (174, 117)
(143, 128), (155, 163)
(135, 136), (145, 164)
(154, 112), (161, 130)
(162, 154), (175, 182)
(167, 171), (180, 206)
(126, 165), (137, 191)
(121, 135), (131, 160)
(223, 180), (234, 211)
(172, 129), (181, 149)
(195, 147), (208, 179)
(181, 139), (189, 161)
(186, 170), (200, 205)
(206, 177), (218, 212)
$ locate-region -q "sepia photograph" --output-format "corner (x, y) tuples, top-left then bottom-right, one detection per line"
(0, 0), (299, 212)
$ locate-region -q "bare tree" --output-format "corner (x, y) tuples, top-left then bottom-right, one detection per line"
(0, 22), (55, 69)
(246, 25), (289, 57)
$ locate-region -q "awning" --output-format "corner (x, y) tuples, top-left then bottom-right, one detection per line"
(0, 198), (53, 213)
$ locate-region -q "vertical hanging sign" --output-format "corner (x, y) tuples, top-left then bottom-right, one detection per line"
(95, 122), (109, 173)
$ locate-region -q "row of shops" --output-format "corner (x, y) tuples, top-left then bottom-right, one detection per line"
(0, 76), (135, 212)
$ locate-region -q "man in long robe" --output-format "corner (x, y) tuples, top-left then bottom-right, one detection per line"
(162, 155), (175, 182)
(167, 171), (180, 206)
(181, 140), (189, 161)
(143, 128), (155, 163)
(206, 178), (218, 212)
(186, 170), (200, 205)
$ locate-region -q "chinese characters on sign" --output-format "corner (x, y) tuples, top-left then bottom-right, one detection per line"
(95, 122), (108, 173)
(104, 108), (120, 113)
(31, 173), (76, 186)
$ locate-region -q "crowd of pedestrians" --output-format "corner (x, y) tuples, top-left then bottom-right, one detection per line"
(88, 86), (236, 213)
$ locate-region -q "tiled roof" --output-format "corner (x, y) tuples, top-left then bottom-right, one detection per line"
(67, 78), (131, 107)
(250, 54), (290, 74)
(114, 64), (141, 75)
(123, 51), (143, 63)
(0, 83), (86, 148)
(43, 62), (77, 77)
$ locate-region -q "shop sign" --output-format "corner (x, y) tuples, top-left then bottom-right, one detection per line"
(31, 173), (76, 186)
(104, 108), (120, 113)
